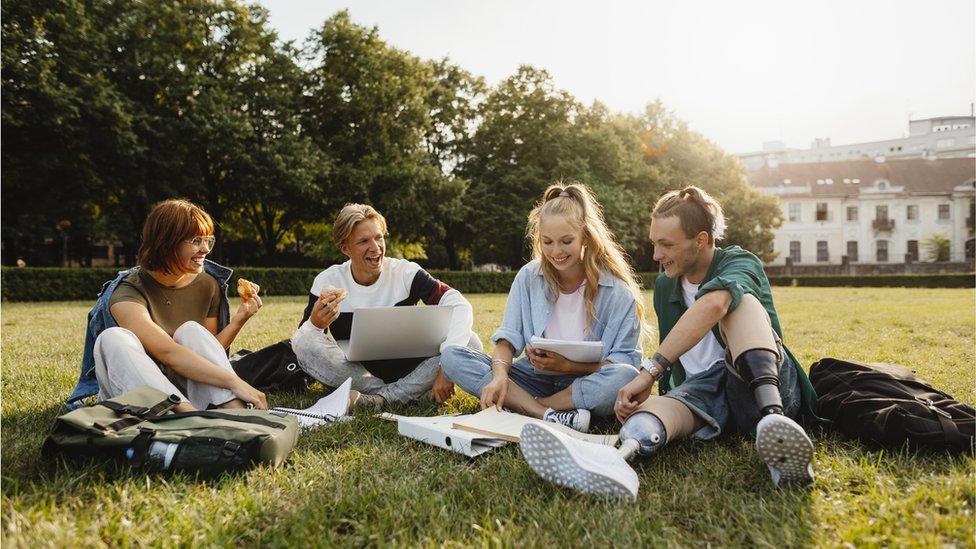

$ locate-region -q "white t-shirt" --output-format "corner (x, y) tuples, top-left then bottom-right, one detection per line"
(300, 257), (473, 352)
(543, 285), (587, 341)
(677, 277), (725, 376)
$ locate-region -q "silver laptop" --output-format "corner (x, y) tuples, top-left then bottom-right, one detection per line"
(336, 306), (453, 362)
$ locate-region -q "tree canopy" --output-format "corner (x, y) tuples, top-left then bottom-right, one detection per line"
(2, 3), (780, 269)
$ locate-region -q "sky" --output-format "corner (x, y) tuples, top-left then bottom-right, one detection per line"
(258, 0), (975, 154)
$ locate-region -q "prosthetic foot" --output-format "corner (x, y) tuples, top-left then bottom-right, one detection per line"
(755, 414), (815, 486)
(519, 423), (639, 501)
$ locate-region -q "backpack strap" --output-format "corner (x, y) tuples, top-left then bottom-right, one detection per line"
(918, 396), (969, 447)
(96, 394), (183, 433)
(934, 411), (968, 447)
(126, 428), (157, 468)
(145, 410), (289, 430)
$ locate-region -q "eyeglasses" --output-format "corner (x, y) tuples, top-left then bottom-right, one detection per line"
(184, 235), (216, 248)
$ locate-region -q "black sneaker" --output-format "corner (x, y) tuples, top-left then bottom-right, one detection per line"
(542, 408), (591, 432)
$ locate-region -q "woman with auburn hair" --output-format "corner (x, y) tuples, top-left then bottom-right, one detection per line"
(66, 199), (267, 412)
(441, 182), (648, 432)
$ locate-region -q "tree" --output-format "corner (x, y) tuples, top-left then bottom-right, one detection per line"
(923, 233), (951, 262)
(300, 11), (461, 259)
(460, 66), (581, 266)
(1, 0), (140, 264)
(630, 101), (782, 265)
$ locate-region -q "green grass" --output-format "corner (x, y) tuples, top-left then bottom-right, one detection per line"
(2, 288), (974, 547)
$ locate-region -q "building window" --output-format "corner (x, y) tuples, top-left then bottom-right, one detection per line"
(789, 241), (801, 263)
(846, 206), (858, 222)
(938, 204), (951, 220)
(936, 138), (955, 149)
(816, 203), (829, 221)
(788, 203), (801, 222)
(876, 205), (889, 220)
(876, 240), (888, 262)
(847, 241), (858, 262)
(906, 204), (919, 221)
(907, 240), (919, 262)
(817, 241), (829, 262)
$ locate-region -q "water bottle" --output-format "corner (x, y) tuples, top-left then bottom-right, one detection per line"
(125, 441), (179, 470)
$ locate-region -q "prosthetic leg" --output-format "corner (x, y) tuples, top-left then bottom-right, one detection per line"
(617, 394), (701, 459)
(720, 294), (814, 486)
(618, 411), (668, 461)
(733, 348), (784, 416)
(520, 396), (699, 500)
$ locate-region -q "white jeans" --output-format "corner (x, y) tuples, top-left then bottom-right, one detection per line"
(94, 321), (236, 410)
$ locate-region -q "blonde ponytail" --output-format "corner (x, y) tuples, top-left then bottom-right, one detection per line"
(527, 182), (651, 352)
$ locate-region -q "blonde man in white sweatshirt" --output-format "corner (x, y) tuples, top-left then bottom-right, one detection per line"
(292, 204), (482, 410)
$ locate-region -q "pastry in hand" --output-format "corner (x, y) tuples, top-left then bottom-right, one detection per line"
(237, 278), (259, 301)
(320, 284), (348, 302)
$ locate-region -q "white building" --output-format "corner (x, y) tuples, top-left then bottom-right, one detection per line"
(738, 116), (976, 172)
(748, 158), (975, 266)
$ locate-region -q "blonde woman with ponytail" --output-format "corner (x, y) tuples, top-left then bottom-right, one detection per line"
(441, 183), (648, 432)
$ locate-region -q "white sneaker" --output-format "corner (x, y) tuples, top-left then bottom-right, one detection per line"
(755, 414), (815, 487)
(542, 408), (591, 433)
(520, 422), (638, 501)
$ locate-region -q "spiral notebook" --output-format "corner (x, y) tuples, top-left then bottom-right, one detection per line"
(271, 378), (352, 429)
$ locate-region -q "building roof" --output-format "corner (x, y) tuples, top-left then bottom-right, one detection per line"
(748, 157), (976, 196)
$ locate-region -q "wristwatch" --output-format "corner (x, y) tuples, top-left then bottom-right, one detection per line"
(641, 352), (672, 381)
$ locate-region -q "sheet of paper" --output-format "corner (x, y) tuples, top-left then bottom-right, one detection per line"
(528, 336), (604, 363)
(272, 378), (352, 429)
(452, 407), (619, 446)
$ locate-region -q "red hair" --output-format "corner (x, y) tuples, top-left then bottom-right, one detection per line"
(137, 199), (214, 274)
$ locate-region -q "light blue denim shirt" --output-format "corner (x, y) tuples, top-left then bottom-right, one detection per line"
(491, 259), (642, 367)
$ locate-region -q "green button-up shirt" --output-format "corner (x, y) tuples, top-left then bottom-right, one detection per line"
(653, 245), (821, 422)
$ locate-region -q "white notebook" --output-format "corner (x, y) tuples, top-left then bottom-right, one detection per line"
(271, 378), (352, 429)
(529, 336), (604, 363)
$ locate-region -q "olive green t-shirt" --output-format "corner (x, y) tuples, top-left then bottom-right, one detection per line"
(108, 269), (220, 336)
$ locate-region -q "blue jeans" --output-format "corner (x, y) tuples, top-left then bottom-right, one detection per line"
(440, 345), (639, 417)
(665, 355), (801, 440)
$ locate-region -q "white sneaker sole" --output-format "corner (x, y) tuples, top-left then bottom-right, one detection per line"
(755, 414), (815, 487)
(520, 423), (638, 501)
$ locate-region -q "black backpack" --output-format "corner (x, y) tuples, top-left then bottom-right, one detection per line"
(809, 357), (975, 452)
(230, 340), (312, 393)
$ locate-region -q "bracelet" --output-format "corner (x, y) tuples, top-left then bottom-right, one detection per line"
(652, 352), (674, 371)
(491, 358), (511, 367)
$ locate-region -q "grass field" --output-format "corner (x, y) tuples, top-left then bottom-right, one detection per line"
(2, 288), (974, 547)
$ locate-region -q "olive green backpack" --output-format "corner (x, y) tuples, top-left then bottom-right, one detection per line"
(43, 386), (299, 475)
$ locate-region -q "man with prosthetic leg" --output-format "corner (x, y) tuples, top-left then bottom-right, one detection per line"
(519, 186), (819, 500)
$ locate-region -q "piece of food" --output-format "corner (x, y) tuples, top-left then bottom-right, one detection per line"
(237, 278), (259, 301)
(319, 284), (348, 302)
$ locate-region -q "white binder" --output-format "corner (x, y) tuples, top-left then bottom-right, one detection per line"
(388, 413), (508, 457)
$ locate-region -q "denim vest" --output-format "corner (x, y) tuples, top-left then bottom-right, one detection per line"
(65, 260), (233, 409)
(491, 259), (643, 367)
